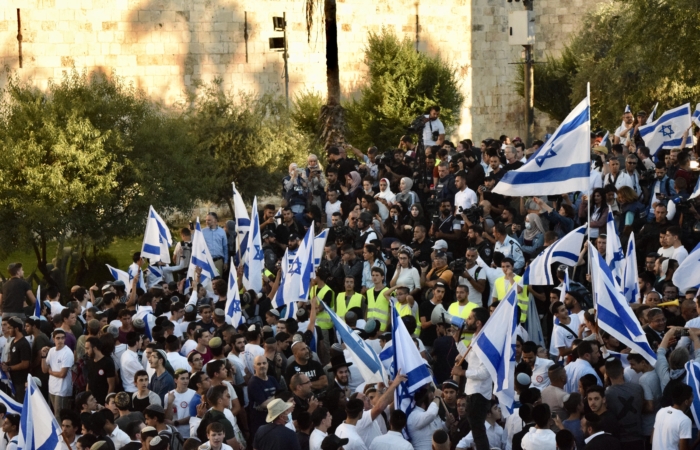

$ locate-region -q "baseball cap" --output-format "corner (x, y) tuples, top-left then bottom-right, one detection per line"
(432, 240), (448, 250)
(321, 435), (350, 450)
(288, 232), (300, 241)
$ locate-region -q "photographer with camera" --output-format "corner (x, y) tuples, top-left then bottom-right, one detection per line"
(282, 163), (309, 215)
(456, 248), (488, 308)
(454, 171), (478, 214)
(423, 106), (446, 147)
(434, 162), (457, 204)
(383, 150), (413, 191)
(430, 199), (463, 255)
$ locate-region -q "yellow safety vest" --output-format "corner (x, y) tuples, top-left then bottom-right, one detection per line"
(366, 287), (390, 331)
(494, 276), (529, 323)
(448, 302), (477, 345)
(311, 285), (335, 330)
(395, 302), (420, 337)
(336, 292), (363, 320)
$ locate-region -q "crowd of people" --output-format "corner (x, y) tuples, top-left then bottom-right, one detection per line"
(2, 106), (700, 450)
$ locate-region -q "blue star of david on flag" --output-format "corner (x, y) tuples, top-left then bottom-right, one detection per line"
(289, 258), (302, 275)
(253, 244), (264, 261)
(535, 147), (557, 167)
(661, 125), (674, 137)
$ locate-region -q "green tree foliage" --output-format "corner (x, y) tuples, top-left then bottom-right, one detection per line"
(185, 81), (313, 208)
(292, 89), (325, 138)
(0, 69), (209, 285)
(528, 0), (700, 130)
(345, 29), (464, 150)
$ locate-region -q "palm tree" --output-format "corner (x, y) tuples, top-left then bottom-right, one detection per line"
(306, 0), (346, 150)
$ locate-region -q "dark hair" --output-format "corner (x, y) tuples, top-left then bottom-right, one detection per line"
(134, 369), (149, 383)
(345, 398), (364, 419)
(532, 403), (551, 428)
(297, 411), (312, 431)
(471, 307), (489, 328)
(519, 387), (542, 406)
(389, 409), (407, 431)
(76, 391), (93, 410)
(207, 385), (228, 406)
(521, 341), (537, 355)
(583, 412), (603, 433)
(206, 359), (227, 378)
(124, 420), (145, 440)
(563, 392), (582, 414)
(550, 301), (565, 315)
(555, 429), (576, 450)
(143, 407), (165, 423)
(206, 421), (225, 435)
(604, 358), (624, 379)
(671, 383), (693, 406)
(579, 374), (598, 393)
(311, 406), (329, 427)
(576, 340), (596, 359)
(586, 385), (605, 399)
(77, 435), (99, 448)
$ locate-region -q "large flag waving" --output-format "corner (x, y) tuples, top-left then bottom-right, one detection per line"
(693, 103), (700, 128)
(187, 217), (220, 287)
(225, 257), (244, 327)
(622, 233), (639, 303)
(523, 225), (587, 285)
(648, 102), (659, 122)
(232, 183), (251, 265)
(639, 103), (692, 156)
(34, 286), (41, 318)
(274, 226), (314, 318)
(17, 375), (60, 450)
(590, 244), (656, 364)
(685, 361), (700, 430)
(313, 228), (329, 268)
(243, 197), (264, 294)
(493, 96), (590, 196)
(106, 264), (131, 297)
(0, 387), (22, 415)
(141, 206), (173, 264)
(605, 211), (625, 285)
(471, 284), (519, 417)
(324, 302), (387, 383)
(672, 242), (700, 293)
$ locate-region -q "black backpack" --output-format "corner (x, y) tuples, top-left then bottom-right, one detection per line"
(160, 424), (184, 450)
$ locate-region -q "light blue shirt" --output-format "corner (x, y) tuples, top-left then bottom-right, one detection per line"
(564, 358), (601, 393)
(202, 226), (227, 259)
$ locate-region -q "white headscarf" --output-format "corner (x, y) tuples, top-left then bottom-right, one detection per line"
(376, 178), (396, 204)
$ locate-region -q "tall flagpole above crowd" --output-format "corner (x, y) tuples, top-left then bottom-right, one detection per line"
(587, 82), (592, 275)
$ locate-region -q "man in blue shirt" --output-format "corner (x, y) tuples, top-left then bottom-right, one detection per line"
(203, 212), (228, 274)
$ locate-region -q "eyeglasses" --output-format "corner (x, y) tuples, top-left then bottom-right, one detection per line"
(350, 218), (357, 222)
(391, 248), (400, 252)
(627, 161), (637, 165)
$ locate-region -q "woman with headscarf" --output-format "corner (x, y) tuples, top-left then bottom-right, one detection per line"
(407, 203), (430, 231)
(374, 177), (396, 214)
(517, 213), (546, 259)
(340, 171), (362, 203)
(395, 177), (419, 208)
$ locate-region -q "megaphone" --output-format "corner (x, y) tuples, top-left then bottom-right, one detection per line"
(657, 299), (680, 308)
(430, 303), (465, 328)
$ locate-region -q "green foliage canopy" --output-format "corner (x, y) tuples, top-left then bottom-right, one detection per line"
(345, 29), (464, 150)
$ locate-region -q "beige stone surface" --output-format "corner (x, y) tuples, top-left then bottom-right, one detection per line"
(0, 0), (610, 142)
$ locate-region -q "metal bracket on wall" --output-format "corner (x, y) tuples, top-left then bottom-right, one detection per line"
(17, 8), (23, 68)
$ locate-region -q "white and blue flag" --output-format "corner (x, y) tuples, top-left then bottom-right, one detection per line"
(0, 387), (22, 415)
(243, 197), (264, 294)
(106, 264), (131, 297)
(141, 206), (173, 264)
(146, 265), (163, 287)
(599, 131), (609, 147)
(622, 233), (639, 303)
(493, 96), (590, 196)
(523, 225), (587, 285)
(685, 361), (700, 430)
(391, 300), (432, 437)
(187, 217), (220, 288)
(691, 178), (700, 201)
(34, 285), (41, 318)
(323, 301), (388, 383)
(275, 226), (315, 319)
(672, 242), (700, 294)
(472, 284), (519, 417)
(606, 211), (625, 285)
(638, 103), (692, 156)
(17, 375), (61, 450)
(232, 183), (251, 265)
(590, 244), (656, 364)
(225, 257), (244, 327)
(648, 102), (659, 122)
(313, 229), (330, 268)
(693, 103), (700, 129)
(624, 104), (631, 113)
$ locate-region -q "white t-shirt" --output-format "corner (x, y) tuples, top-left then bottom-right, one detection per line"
(325, 201), (342, 227)
(423, 116), (445, 146)
(614, 123), (633, 146)
(652, 406), (691, 450)
(167, 388), (196, 438)
(458, 265), (487, 307)
(549, 314), (581, 357)
(454, 188), (478, 211)
(672, 246), (688, 265)
(46, 346), (74, 396)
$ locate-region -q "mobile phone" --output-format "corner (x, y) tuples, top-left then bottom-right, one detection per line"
(551, 412), (557, 419)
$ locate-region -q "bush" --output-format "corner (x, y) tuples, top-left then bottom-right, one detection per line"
(345, 29), (464, 150)
(292, 89), (324, 138)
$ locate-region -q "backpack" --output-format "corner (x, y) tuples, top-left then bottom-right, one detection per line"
(196, 410), (216, 443)
(160, 424), (184, 450)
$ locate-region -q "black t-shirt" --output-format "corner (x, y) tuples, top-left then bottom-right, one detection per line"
(1, 278), (31, 313)
(253, 423), (301, 450)
(9, 336), (31, 386)
(196, 319), (217, 334)
(87, 355), (116, 404)
(431, 335), (460, 385)
(285, 359), (325, 386)
(419, 301), (439, 346)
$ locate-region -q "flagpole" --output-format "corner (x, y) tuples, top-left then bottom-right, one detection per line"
(587, 82), (592, 276)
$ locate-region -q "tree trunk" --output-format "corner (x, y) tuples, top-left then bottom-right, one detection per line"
(321, 0), (346, 151)
(32, 235), (57, 288)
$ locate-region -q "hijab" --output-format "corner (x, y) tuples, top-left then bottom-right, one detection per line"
(523, 213), (546, 241)
(400, 177), (414, 193)
(347, 171), (362, 193)
(376, 178), (396, 203)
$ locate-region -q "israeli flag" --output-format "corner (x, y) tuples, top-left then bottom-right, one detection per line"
(493, 96), (590, 196)
(275, 226), (314, 318)
(589, 243), (656, 364)
(17, 375), (61, 450)
(106, 264), (131, 297)
(0, 388), (22, 415)
(243, 197), (264, 294)
(599, 131), (609, 147)
(471, 284), (519, 417)
(523, 225), (587, 285)
(187, 217), (220, 287)
(638, 103), (692, 156)
(146, 265), (163, 288)
(34, 285), (41, 318)
(558, 270), (570, 305)
(693, 103), (700, 129)
(141, 206), (173, 264)
(648, 102), (659, 122)
(672, 242), (700, 294)
(625, 104), (631, 113)
(391, 300), (432, 438)
(605, 211), (625, 285)
(622, 233), (639, 303)
(0, 370), (15, 397)
(323, 301), (388, 383)
(690, 178), (700, 200)
(225, 257), (244, 327)
(685, 361), (700, 430)
(128, 262), (147, 293)
(232, 183), (251, 265)
(313, 229), (330, 268)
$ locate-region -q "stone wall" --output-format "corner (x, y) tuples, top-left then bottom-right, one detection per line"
(0, 0), (609, 143)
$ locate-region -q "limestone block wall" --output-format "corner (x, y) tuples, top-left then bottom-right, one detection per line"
(0, 0), (608, 144)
